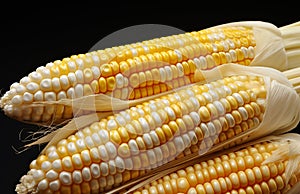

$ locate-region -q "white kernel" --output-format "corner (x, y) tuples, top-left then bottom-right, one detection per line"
(107, 119), (118, 130)
(225, 52), (232, 63)
(174, 49), (183, 62)
(200, 123), (209, 138)
(213, 101), (226, 115)
(29, 71), (42, 82)
(143, 133), (153, 149)
(193, 58), (201, 69)
(60, 171), (72, 185)
(26, 82), (39, 93)
(67, 60), (77, 72)
(74, 84), (83, 98)
(189, 111), (200, 126)
(176, 63), (184, 77)
(159, 67), (166, 82)
(14, 85), (26, 95)
(116, 74), (124, 88)
(108, 160), (117, 175)
(72, 170), (83, 184)
(182, 133), (192, 148)
(147, 149), (157, 165)
(227, 39), (235, 49)
(130, 48), (138, 57)
(47, 151), (59, 161)
(40, 79), (52, 91)
(119, 111), (131, 122)
(90, 163), (100, 178)
(44, 92), (56, 101)
(51, 78), (61, 92)
(174, 136), (185, 152)
(36, 67), (51, 78)
(123, 77), (129, 87)
(90, 148), (100, 162)
(72, 154), (82, 168)
(222, 85), (232, 95)
(67, 87), (75, 98)
(32, 169), (45, 181)
(76, 58), (85, 69)
(122, 157), (132, 171)
(238, 107), (248, 121)
(57, 91), (67, 100)
(49, 180), (60, 191)
(67, 72), (77, 86)
(128, 140), (139, 155)
(202, 92), (213, 103)
(85, 136), (95, 149)
(164, 66), (173, 81)
(52, 159), (62, 171)
(46, 62), (54, 69)
(151, 112), (162, 127)
(37, 179), (48, 190)
(139, 117), (150, 133)
(209, 90), (219, 101)
(149, 130), (160, 146)
(11, 95), (22, 105)
(41, 161), (52, 172)
(189, 96), (200, 110)
(98, 145), (109, 161)
(33, 90), (44, 101)
(248, 46), (255, 58)
(225, 113), (235, 128)
(105, 142), (117, 159)
(115, 115), (126, 126)
(100, 162), (109, 176)
(82, 167), (92, 182)
(98, 129), (109, 143)
(67, 142), (77, 154)
(23, 92), (33, 103)
(20, 76), (31, 85)
(153, 147), (163, 162)
(229, 50), (237, 62)
(75, 70), (84, 83)
(91, 133), (102, 146)
(60, 75), (70, 90)
(232, 93), (244, 106)
(221, 40), (229, 51)
(46, 170), (58, 181)
(92, 55), (100, 65)
(199, 56), (207, 69)
(91, 66), (100, 79)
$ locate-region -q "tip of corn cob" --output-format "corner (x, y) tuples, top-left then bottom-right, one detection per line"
(15, 171), (36, 194)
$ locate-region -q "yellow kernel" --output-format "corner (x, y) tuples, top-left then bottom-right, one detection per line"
(99, 77), (107, 93)
(198, 106), (211, 122)
(110, 130), (122, 145)
(107, 77), (116, 91)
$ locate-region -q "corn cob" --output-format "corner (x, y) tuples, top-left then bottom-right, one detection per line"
(127, 133), (300, 194)
(1, 21), (299, 125)
(15, 64), (300, 194)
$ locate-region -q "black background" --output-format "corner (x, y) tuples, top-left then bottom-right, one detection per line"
(1, 3), (300, 194)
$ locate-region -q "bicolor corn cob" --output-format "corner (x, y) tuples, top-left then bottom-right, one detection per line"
(128, 133), (300, 194)
(2, 21), (300, 125)
(15, 63), (300, 194)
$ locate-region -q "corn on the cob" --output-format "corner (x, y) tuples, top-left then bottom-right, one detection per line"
(127, 133), (300, 194)
(15, 64), (300, 194)
(1, 21), (299, 125)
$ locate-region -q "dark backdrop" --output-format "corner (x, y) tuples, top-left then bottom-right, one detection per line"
(1, 3), (299, 194)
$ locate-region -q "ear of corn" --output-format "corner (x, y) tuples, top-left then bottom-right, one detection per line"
(1, 21), (300, 125)
(125, 133), (300, 194)
(14, 64), (300, 194)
